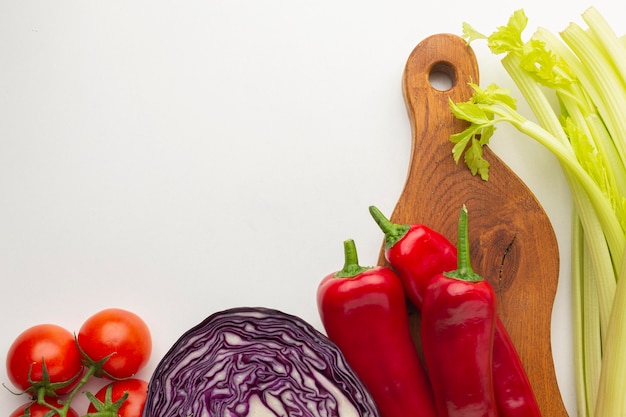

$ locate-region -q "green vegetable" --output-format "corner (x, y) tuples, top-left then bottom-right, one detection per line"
(449, 8), (626, 417)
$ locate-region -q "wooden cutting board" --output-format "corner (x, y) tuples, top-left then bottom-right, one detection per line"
(379, 33), (568, 417)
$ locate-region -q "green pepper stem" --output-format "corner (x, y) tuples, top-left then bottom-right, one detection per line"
(368, 205), (410, 250)
(334, 239), (373, 278)
(444, 205), (483, 282)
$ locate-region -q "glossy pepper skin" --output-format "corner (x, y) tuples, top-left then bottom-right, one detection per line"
(369, 205), (542, 417)
(317, 239), (437, 417)
(421, 206), (498, 417)
(369, 205), (457, 309)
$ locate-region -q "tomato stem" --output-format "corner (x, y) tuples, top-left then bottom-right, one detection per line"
(37, 365), (98, 417)
(36, 386), (61, 414)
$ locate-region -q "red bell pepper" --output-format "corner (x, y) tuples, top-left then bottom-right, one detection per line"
(421, 205), (498, 417)
(316, 239), (437, 417)
(369, 205), (542, 417)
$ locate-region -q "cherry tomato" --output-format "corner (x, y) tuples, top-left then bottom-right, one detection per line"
(87, 378), (149, 417)
(77, 308), (152, 378)
(9, 399), (79, 417)
(6, 324), (83, 395)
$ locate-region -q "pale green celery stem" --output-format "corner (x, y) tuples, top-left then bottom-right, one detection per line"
(506, 100), (616, 417)
(572, 214), (604, 417)
(491, 110), (625, 266)
(582, 7), (626, 93)
(582, 223), (604, 417)
(535, 10), (625, 334)
(562, 178), (611, 417)
(535, 27), (626, 203)
(521, 20), (626, 417)
(586, 113), (626, 210)
(530, 28), (594, 122)
(500, 55), (625, 264)
(532, 26), (626, 267)
(560, 22), (626, 171)
(594, 244), (626, 417)
(572, 213), (589, 417)
(569, 180), (616, 341)
(559, 95), (626, 242)
(500, 52), (618, 417)
(500, 54), (570, 147)
(500, 61), (620, 332)
(536, 26), (626, 210)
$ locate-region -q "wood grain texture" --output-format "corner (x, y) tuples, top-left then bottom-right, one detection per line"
(379, 33), (568, 417)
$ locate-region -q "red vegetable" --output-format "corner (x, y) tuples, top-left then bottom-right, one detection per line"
(9, 400), (79, 417)
(87, 378), (148, 417)
(420, 206), (498, 417)
(370, 205), (542, 417)
(317, 238), (437, 417)
(6, 324), (83, 396)
(369, 205), (457, 308)
(78, 308), (152, 379)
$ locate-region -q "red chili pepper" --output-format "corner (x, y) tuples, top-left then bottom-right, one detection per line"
(369, 205), (457, 309)
(421, 205), (498, 417)
(316, 239), (437, 417)
(369, 205), (542, 417)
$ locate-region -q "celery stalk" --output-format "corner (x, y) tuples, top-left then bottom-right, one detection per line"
(595, 249), (626, 416)
(581, 227), (604, 414)
(453, 8), (626, 417)
(572, 215), (588, 417)
(560, 23), (626, 169)
(568, 181), (616, 341)
(582, 7), (626, 103)
(457, 57), (625, 262)
(572, 215), (603, 417)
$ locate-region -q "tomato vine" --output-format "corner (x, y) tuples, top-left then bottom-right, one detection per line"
(5, 308), (152, 417)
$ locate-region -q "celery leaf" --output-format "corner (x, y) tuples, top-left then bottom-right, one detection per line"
(465, 136), (491, 180)
(487, 9), (528, 54)
(471, 83), (517, 109)
(462, 22), (488, 44)
(449, 99), (492, 124)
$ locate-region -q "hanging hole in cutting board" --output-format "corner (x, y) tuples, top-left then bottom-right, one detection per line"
(429, 61), (456, 91)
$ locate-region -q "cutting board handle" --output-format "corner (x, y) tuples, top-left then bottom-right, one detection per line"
(400, 33), (479, 205)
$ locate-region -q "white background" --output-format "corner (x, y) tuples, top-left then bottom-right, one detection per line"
(1, 1), (623, 416)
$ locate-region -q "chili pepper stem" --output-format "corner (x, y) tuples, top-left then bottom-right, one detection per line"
(334, 239), (373, 278)
(445, 205), (483, 282)
(368, 206), (410, 250)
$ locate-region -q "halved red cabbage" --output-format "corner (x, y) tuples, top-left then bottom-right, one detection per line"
(143, 307), (380, 417)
